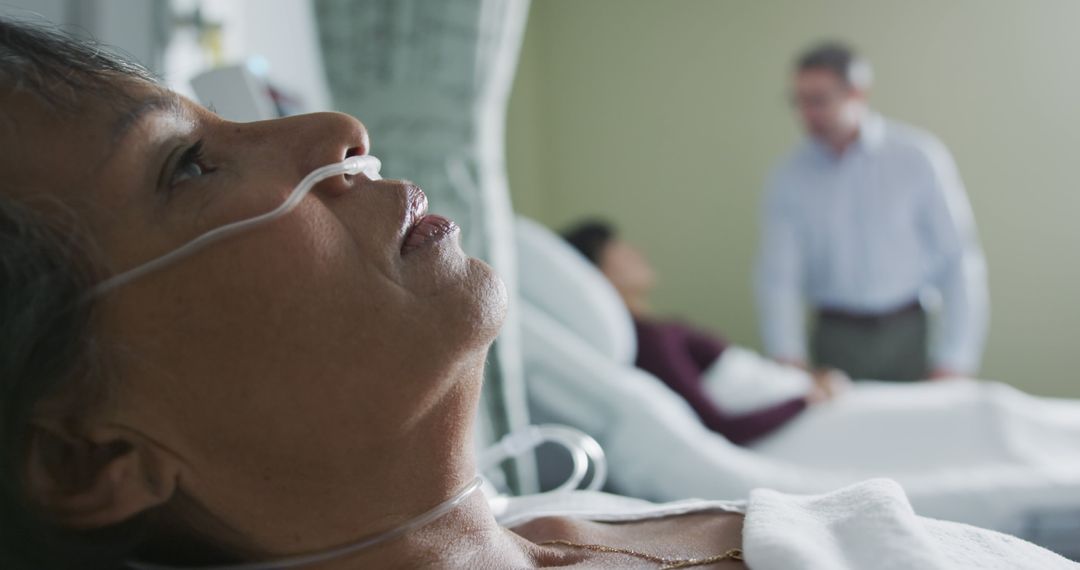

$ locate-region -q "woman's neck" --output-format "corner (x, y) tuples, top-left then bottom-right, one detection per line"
(312, 489), (546, 569)
(622, 292), (651, 319)
(201, 355), (577, 569)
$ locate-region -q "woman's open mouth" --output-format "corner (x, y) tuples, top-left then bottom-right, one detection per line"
(399, 184), (459, 254)
(402, 214), (459, 254)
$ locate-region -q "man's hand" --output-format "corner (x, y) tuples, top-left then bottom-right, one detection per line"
(807, 368), (851, 404)
(776, 358), (809, 371)
(929, 368), (967, 381)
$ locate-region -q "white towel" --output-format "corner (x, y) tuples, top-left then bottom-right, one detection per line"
(743, 478), (1078, 569)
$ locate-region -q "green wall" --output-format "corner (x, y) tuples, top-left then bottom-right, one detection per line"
(507, 0), (1080, 398)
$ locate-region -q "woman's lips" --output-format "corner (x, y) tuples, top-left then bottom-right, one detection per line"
(402, 214), (459, 254)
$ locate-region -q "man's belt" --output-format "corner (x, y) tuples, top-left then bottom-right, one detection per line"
(817, 300), (923, 326)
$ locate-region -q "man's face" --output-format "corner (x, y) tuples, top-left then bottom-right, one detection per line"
(791, 68), (865, 144)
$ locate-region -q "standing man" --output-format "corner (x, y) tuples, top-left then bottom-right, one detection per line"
(755, 42), (988, 381)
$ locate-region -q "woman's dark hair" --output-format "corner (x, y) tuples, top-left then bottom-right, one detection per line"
(0, 17), (156, 570)
(0, 195), (144, 570)
(0, 16), (153, 108)
(561, 219), (616, 267)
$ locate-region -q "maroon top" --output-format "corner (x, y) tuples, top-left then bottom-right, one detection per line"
(633, 317), (807, 445)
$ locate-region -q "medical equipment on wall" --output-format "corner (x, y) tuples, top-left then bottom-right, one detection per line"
(190, 64), (280, 123)
(126, 424), (605, 570)
(90, 155), (382, 297)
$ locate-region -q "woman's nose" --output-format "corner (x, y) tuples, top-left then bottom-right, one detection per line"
(285, 112), (371, 196)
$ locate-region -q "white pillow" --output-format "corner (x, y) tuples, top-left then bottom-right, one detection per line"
(514, 216), (636, 365)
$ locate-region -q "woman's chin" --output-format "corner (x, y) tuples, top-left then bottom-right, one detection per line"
(406, 255), (507, 360)
(464, 257), (509, 346)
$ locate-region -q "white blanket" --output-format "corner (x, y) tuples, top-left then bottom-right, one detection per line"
(495, 479), (1078, 569)
(744, 479), (1077, 569)
(751, 378), (1080, 474)
(749, 379), (1080, 545)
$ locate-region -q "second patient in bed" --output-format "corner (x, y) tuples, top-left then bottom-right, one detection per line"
(562, 219), (850, 445)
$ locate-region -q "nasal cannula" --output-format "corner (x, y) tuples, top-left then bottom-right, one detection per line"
(89, 155), (382, 298)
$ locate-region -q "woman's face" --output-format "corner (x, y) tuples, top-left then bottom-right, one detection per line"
(599, 239), (656, 299)
(8, 78), (506, 527)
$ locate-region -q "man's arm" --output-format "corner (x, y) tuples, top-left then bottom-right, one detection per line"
(755, 173), (808, 366)
(920, 140), (989, 376)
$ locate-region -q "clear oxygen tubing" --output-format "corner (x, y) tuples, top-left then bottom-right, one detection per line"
(125, 475), (484, 570)
(124, 425), (606, 570)
(89, 155), (382, 298)
(478, 424), (607, 494)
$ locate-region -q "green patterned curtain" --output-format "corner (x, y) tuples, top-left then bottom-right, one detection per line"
(313, 0), (534, 493)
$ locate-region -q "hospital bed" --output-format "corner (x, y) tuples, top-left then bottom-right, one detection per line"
(513, 216), (1080, 557)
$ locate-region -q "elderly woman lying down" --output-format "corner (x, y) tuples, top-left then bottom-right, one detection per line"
(0, 20), (1074, 570)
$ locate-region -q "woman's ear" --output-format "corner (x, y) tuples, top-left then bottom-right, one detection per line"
(23, 423), (180, 529)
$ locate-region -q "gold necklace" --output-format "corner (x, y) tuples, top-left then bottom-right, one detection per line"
(539, 539), (744, 569)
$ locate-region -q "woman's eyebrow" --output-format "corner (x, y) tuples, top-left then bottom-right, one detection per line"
(98, 91), (188, 176)
(110, 91), (186, 145)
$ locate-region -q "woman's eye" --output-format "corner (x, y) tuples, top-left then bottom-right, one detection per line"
(169, 141), (213, 188)
(173, 160), (205, 184)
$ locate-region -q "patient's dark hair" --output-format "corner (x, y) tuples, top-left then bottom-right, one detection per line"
(0, 16), (153, 108)
(562, 219), (616, 266)
(0, 17), (160, 570)
(0, 194), (137, 570)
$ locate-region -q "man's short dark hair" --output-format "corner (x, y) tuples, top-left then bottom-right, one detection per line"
(796, 41), (873, 89)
